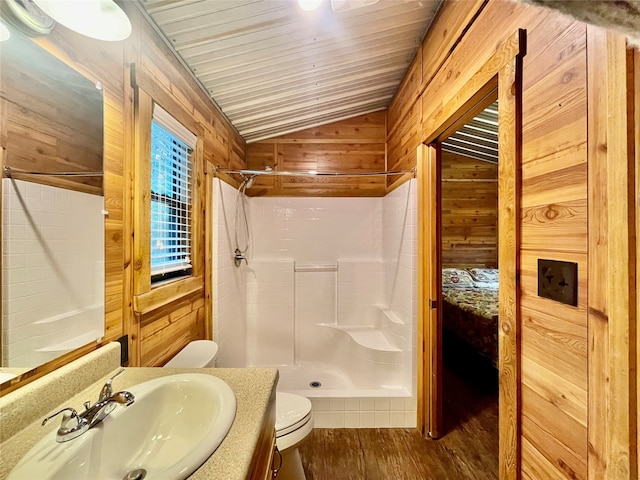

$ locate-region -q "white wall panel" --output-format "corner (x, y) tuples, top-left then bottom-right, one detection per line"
(2, 180), (104, 368)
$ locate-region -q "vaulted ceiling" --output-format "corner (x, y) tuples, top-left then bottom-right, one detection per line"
(139, 0), (441, 142)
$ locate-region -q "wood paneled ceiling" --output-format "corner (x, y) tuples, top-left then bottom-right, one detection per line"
(139, 0), (441, 142)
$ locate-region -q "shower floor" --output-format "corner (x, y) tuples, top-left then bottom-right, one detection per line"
(276, 361), (410, 398)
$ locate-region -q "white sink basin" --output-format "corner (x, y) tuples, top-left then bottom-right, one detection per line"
(8, 373), (236, 480)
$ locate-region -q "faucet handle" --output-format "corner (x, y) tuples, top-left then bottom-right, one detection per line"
(234, 248), (248, 267)
(42, 407), (89, 442)
(42, 407), (79, 427)
(98, 368), (125, 402)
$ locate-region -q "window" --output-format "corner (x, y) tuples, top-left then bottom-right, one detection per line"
(150, 105), (197, 283)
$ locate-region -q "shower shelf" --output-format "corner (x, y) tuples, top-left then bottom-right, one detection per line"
(317, 324), (401, 352)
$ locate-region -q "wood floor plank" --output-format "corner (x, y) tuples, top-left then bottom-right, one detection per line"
(359, 428), (421, 479)
(299, 350), (498, 480)
(300, 428), (366, 480)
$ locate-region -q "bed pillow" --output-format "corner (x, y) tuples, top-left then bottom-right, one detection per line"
(467, 268), (499, 288)
(442, 268), (475, 287)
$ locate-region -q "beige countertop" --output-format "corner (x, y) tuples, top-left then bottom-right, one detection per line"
(0, 345), (278, 480)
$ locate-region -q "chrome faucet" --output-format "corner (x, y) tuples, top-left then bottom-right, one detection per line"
(42, 369), (135, 443)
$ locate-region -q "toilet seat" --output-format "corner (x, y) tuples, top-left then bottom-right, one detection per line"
(277, 411), (312, 438)
(275, 392), (313, 451)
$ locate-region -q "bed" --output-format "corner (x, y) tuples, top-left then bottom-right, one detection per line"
(441, 268), (499, 368)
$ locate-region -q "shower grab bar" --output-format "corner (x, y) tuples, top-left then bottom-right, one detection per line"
(294, 264), (338, 273)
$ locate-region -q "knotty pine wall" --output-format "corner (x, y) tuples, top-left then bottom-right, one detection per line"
(1, 32), (103, 195)
(386, 0), (603, 478)
(126, 5), (245, 367)
(245, 112), (387, 197)
(0, 4), (245, 373)
(441, 152), (498, 268)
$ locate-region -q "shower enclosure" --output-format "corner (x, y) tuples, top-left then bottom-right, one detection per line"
(213, 174), (417, 428)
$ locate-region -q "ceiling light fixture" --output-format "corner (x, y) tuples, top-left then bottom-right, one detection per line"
(298, 0), (324, 12)
(32, 0), (131, 41)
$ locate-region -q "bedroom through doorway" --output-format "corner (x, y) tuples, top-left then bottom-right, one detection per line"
(439, 102), (500, 476)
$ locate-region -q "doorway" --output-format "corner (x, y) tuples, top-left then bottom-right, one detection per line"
(439, 101), (500, 475)
(416, 30), (523, 479)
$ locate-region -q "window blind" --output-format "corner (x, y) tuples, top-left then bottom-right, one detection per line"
(150, 105), (195, 281)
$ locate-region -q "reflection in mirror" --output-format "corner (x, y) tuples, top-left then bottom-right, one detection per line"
(0, 22), (105, 385)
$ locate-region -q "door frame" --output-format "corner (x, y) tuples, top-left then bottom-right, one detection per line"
(417, 30), (525, 480)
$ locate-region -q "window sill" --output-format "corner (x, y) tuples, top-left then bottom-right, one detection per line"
(133, 275), (203, 316)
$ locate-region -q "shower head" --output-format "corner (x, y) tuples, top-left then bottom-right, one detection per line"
(239, 174), (256, 190)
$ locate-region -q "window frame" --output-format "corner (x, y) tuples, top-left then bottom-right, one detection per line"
(132, 85), (205, 316)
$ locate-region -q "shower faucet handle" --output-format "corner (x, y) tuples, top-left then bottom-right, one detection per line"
(234, 248), (248, 267)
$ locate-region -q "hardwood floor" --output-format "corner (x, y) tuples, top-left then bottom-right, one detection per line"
(299, 339), (498, 480)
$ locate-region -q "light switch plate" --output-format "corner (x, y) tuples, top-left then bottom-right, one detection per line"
(537, 259), (578, 306)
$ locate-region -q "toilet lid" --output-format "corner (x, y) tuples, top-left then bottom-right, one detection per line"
(275, 392), (312, 437)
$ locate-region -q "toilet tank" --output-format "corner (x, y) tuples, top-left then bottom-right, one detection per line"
(164, 340), (219, 368)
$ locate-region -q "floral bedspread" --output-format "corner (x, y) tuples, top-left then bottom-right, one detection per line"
(442, 285), (499, 367)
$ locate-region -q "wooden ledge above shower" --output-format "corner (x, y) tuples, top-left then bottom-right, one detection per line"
(244, 113), (399, 197)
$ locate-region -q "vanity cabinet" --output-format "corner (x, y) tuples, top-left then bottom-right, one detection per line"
(248, 388), (277, 479)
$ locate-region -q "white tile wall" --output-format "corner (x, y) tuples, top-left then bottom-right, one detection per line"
(337, 260), (384, 326)
(212, 179), (247, 367)
(310, 396), (417, 428)
(2, 179), (104, 368)
(245, 260), (295, 366)
(383, 179), (417, 413)
(249, 197), (382, 261)
(294, 269), (336, 363)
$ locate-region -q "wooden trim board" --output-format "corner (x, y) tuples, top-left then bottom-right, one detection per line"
(133, 88), (153, 296)
(416, 144), (428, 436)
(497, 52), (522, 480)
(426, 144), (442, 439)
(133, 276), (204, 316)
(587, 26), (639, 480)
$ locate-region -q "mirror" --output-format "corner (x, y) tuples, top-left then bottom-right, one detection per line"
(0, 22), (105, 384)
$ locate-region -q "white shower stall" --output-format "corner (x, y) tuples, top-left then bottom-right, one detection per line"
(213, 178), (417, 427)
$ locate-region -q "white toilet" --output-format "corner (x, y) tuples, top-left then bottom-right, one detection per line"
(164, 340), (313, 479)
(275, 392), (314, 480)
(163, 340), (218, 368)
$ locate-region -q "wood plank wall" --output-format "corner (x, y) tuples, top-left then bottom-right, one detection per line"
(441, 151), (498, 268)
(245, 112), (387, 197)
(387, 49), (422, 191)
(128, 6), (246, 367)
(0, 4), (245, 374)
(1, 29), (103, 194)
(386, 0), (596, 477)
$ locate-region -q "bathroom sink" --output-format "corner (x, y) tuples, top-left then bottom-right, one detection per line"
(8, 373), (236, 480)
